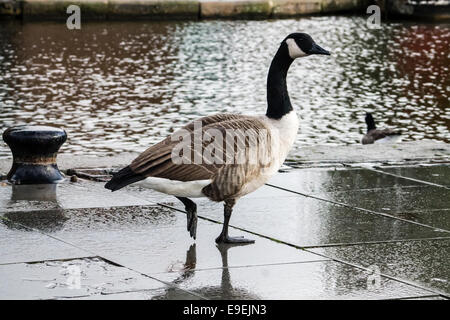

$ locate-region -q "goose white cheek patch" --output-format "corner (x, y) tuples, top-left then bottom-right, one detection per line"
(286, 38), (307, 59)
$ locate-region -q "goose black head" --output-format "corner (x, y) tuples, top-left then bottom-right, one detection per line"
(284, 33), (330, 59)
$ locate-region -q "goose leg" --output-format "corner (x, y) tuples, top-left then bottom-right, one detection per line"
(215, 199), (255, 244)
(176, 197), (197, 239)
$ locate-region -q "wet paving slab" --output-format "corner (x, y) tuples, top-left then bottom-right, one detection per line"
(266, 168), (423, 194)
(1, 205), (184, 238)
(0, 165), (448, 299)
(63, 288), (202, 300)
(0, 180), (156, 213)
(265, 166), (450, 232)
(319, 185), (450, 231)
(0, 257), (199, 300)
(16, 206), (325, 275)
(309, 239), (450, 296)
(0, 220), (89, 265)
(154, 258), (434, 300)
(377, 165), (450, 187)
(172, 194), (447, 248)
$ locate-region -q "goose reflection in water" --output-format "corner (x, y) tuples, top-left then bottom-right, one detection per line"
(153, 244), (260, 300)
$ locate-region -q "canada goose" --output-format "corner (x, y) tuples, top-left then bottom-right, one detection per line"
(105, 33), (330, 244)
(362, 113), (401, 145)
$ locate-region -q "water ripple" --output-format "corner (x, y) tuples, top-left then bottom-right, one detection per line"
(0, 17), (449, 159)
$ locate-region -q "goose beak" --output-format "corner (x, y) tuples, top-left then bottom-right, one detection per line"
(309, 43), (330, 55)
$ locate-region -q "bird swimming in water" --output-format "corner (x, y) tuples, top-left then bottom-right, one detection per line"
(362, 112), (401, 145)
(105, 33), (331, 244)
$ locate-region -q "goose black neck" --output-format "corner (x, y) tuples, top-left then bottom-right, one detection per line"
(365, 114), (376, 132)
(266, 43), (294, 120)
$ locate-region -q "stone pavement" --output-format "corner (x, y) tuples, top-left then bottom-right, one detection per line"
(0, 163), (449, 299)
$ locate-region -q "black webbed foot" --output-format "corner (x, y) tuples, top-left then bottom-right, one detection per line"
(215, 234), (255, 244)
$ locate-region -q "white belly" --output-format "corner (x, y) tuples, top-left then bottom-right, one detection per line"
(135, 177), (212, 198)
(375, 135), (402, 144)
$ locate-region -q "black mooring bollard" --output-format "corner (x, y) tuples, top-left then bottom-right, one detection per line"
(2, 126), (67, 184)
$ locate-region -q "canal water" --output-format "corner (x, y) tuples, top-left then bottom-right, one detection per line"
(0, 16), (449, 159)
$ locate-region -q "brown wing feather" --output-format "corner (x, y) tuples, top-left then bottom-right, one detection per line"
(129, 114), (271, 183)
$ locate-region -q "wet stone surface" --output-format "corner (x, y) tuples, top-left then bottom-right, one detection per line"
(2, 205), (180, 233)
(309, 239), (450, 296)
(63, 288), (201, 300)
(0, 257), (199, 300)
(0, 220), (89, 265)
(267, 168), (423, 194)
(19, 206), (326, 275)
(378, 165), (450, 187)
(0, 165), (449, 299)
(0, 180), (153, 212)
(155, 260), (433, 300)
(265, 166), (450, 232)
(320, 185), (450, 231)
(173, 194), (446, 247)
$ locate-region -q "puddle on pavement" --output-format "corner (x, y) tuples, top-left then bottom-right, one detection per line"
(267, 167), (423, 194)
(265, 166), (450, 232)
(156, 257), (432, 300)
(0, 220), (88, 264)
(379, 165), (450, 187)
(3, 209), (67, 232)
(12, 216), (325, 276)
(175, 195), (446, 248)
(310, 239), (450, 295)
(321, 185), (450, 231)
(63, 287), (200, 300)
(0, 257), (172, 299)
(0, 166), (448, 299)
(0, 178), (187, 213)
(1, 205), (179, 233)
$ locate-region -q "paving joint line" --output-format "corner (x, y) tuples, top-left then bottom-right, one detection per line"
(298, 236), (450, 249)
(156, 203), (450, 298)
(0, 203), (162, 215)
(0, 215), (209, 300)
(158, 203), (450, 249)
(366, 167), (450, 190)
(51, 286), (193, 300)
(0, 256), (99, 266)
(157, 202), (318, 250)
(302, 248), (449, 298)
(148, 259), (331, 276)
(265, 183), (450, 233)
(308, 185), (429, 194)
(2, 194), (447, 299)
(158, 204), (449, 298)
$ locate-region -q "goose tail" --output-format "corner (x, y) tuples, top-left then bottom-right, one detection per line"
(105, 166), (144, 191)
